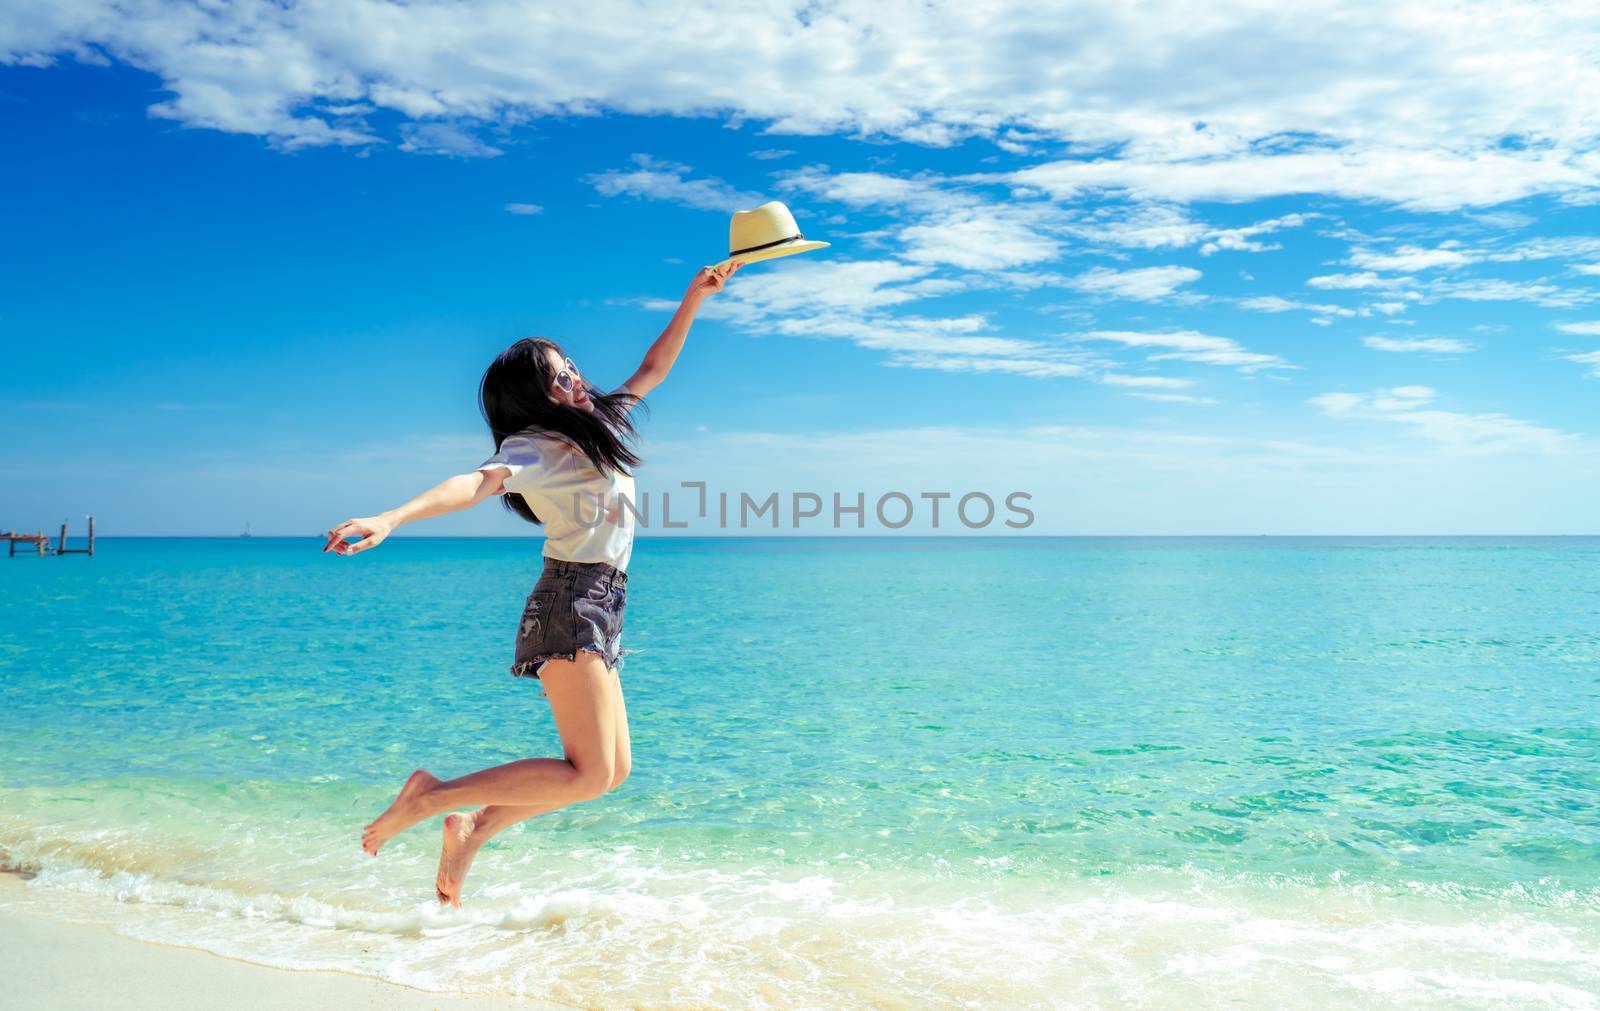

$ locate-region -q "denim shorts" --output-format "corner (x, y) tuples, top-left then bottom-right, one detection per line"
(510, 558), (629, 691)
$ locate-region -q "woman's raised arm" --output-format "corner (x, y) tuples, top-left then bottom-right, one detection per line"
(622, 261), (743, 398)
(324, 469), (505, 556)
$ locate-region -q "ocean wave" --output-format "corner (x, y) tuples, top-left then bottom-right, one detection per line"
(3, 820), (1598, 1008)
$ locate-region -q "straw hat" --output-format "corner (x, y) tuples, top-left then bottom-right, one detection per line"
(713, 200), (830, 269)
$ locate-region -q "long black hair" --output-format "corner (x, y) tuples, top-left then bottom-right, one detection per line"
(478, 337), (645, 525)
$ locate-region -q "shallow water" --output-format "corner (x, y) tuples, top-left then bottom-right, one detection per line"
(2, 537), (1597, 1007)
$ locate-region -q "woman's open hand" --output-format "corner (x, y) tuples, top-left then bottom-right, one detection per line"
(688, 260), (744, 299)
(324, 515), (393, 556)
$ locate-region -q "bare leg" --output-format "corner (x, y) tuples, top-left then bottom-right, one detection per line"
(363, 651), (618, 856)
(461, 663), (632, 848)
(435, 802), (560, 905)
(436, 665), (632, 905)
(362, 757), (595, 856)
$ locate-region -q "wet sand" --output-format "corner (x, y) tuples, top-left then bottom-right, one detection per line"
(0, 876), (550, 1011)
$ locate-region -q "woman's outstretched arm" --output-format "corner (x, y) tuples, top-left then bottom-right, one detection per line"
(622, 261), (743, 398)
(324, 469), (506, 556)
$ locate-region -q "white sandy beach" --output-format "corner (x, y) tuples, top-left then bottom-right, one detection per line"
(0, 876), (551, 1011)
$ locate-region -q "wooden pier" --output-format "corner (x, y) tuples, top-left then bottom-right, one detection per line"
(5, 531), (49, 556)
(4, 516), (94, 557)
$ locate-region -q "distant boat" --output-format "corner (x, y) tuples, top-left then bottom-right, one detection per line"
(241, 521), (252, 539)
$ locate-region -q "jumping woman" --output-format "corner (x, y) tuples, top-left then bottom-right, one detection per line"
(323, 260), (744, 906)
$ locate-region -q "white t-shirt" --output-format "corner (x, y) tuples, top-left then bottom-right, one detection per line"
(476, 401), (639, 572)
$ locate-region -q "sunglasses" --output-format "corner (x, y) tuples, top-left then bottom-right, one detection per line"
(553, 357), (583, 394)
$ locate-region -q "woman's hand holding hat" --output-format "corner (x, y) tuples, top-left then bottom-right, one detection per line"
(687, 260), (744, 300)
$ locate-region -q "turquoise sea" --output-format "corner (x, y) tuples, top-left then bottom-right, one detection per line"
(1, 536), (1597, 1008)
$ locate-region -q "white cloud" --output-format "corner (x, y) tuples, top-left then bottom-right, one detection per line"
(1428, 277), (1595, 309)
(1386, 385), (1438, 401)
(1059, 203), (1207, 250)
(1573, 264), (1600, 276)
(775, 166), (1070, 269)
(1327, 235), (1600, 276)
(1346, 244), (1473, 272)
(898, 208), (1066, 270)
(688, 258), (1112, 377)
(1002, 146), (1600, 213)
(1064, 265), (1202, 301)
(1466, 210), (1536, 231)
(1362, 335), (1474, 353)
(1237, 296), (1298, 312)
(1081, 329), (1292, 373)
(547, 118), (1600, 403)
(1555, 321), (1600, 336)
(1309, 385), (1577, 455)
(777, 167), (964, 213)
(705, 258), (960, 317)
(1238, 295), (1356, 317)
(1124, 392), (1218, 405)
(586, 154), (763, 212)
(881, 353), (1090, 378)
(678, 253), (1258, 386)
(590, 161), (1193, 378)
(9, 1), (1600, 209)
(505, 202), (543, 215)
(1307, 272), (1414, 291)
(1484, 236), (1600, 263)
(1308, 270), (1590, 308)
(748, 148), (794, 160)
(1563, 350), (1600, 377)
(398, 122), (501, 158)
(1199, 213), (1315, 255)
(1097, 373), (1195, 389)
(794, 315), (1043, 359)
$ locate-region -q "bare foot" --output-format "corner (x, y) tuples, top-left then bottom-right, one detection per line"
(435, 811), (482, 908)
(361, 769), (441, 856)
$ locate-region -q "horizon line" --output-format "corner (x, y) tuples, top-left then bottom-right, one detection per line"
(54, 533), (1600, 540)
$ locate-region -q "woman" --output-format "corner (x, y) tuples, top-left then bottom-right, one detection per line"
(324, 260), (744, 907)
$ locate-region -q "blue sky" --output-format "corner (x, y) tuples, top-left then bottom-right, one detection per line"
(3, 1), (1599, 536)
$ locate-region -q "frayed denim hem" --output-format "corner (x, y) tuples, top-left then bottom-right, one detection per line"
(510, 646), (624, 683)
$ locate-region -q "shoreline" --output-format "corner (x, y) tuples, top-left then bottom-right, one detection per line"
(0, 876), (546, 1011)
(5, 858), (1597, 1007)
(50, 533), (1600, 540)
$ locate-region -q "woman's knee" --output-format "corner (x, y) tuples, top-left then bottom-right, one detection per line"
(568, 757), (616, 800)
(609, 758), (631, 791)
(541, 653), (619, 796)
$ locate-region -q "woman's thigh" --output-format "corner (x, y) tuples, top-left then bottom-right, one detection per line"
(537, 651), (617, 784)
(609, 665), (632, 782)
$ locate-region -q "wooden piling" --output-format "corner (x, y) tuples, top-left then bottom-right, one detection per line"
(5, 516), (99, 557)
(5, 531), (50, 556)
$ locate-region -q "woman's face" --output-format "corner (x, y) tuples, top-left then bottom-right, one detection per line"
(545, 347), (594, 413)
